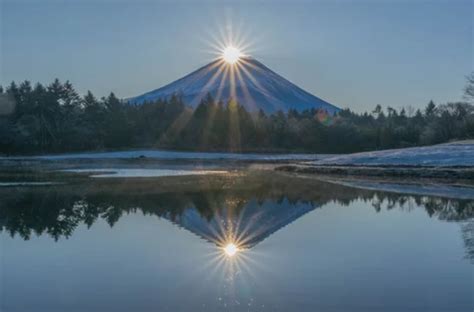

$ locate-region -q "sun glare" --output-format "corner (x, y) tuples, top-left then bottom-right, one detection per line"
(223, 243), (239, 257)
(222, 46), (242, 64)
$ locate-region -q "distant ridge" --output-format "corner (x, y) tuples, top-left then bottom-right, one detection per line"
(127, 57), (340, 114)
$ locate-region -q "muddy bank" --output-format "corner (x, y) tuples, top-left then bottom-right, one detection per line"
(276, 164), (474, 180)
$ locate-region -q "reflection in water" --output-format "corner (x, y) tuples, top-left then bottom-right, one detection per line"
(161, 194), (316, 251)
(223, 243), (239, 257)
(1, 172), (473, 311)
(461, 220), (474, 260)
(0, 172), (473, 260)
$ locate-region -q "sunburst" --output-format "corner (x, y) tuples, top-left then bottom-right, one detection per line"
(167, 20), (266, 151)
(222, 46), (242, 64)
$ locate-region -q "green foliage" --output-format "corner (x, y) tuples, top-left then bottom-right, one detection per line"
(0, 79), (473, 155)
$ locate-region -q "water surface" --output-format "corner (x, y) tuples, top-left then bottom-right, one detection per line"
(1, 172), (472, 311)
(60, 168), (228, 178)
(1, 149), (326, 161)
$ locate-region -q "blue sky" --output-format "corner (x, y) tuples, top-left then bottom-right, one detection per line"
(1, 0), (472, 112)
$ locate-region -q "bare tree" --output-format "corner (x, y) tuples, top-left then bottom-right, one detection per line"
(464, 72), (474, 103)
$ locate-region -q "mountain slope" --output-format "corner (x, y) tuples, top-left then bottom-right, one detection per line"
(127, 57), (340, 114)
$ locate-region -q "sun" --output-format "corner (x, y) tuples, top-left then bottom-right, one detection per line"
(223, 243), (239, 257)
(222, 46), (242, 64)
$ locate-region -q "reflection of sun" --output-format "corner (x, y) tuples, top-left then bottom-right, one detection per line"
(222, 46), (242, 64)
(223, 243), (239, 257)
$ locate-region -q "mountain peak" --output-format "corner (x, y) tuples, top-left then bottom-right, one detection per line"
(128, 57), (340, 114)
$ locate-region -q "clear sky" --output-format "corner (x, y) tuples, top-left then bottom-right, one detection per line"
(1, 0), (472, 112)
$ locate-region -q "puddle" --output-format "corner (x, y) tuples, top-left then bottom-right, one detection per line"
(61, 168), (228, 178)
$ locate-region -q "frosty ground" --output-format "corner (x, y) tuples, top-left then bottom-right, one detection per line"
(0, 141), (473, 201)
(278, 141), (474, 180)
(310, 141), (474, 167)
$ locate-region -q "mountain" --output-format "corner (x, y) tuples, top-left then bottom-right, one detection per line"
(127, 57), (340, 114)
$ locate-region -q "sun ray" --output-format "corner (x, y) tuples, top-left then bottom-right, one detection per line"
(181, 60), (224, 93)
(197, 64), (230, 150)
(187, 60), (226, 106)
(234, 211), (266, 247)
(214, 64), (230, 104)
(238, 60), (286, 111)
(227, 100), (241, 152)
(229, 62), (237, 100)
(237, 61), (272, 98)
(233, 63), (259, 112)
(157, 106), (192, 143)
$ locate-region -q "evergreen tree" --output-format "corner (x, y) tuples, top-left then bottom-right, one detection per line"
(425, 100), (437, 117)
(1, 79), (473, 155)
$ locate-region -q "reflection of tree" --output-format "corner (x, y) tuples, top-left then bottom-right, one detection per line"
(0, 172), (472, 256)
(369, 195), (474, 221)
(460, 220), (474, 263)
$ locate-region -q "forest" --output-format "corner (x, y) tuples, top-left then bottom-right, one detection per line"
(0, 75), (473, 155)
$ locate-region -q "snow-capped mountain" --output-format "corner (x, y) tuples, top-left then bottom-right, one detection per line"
(127, 57), (340, 114)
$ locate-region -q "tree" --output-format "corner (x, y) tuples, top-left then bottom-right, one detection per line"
(103, 92), (133, 148)
(464, 72), (474, 103)
(83, 91), (105, 148)
(2, 78), (473, 155)
(425, 100), (437, 118)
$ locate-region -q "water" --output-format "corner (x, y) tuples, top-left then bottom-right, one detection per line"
(2, 149), (327, 161)
(60, 168), (228, 178)
(1, 172), (472, 311)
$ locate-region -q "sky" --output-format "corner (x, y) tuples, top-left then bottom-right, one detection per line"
(1, 0), (472, 112)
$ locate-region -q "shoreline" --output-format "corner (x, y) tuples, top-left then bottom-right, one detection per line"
(276, 164), (474, 180)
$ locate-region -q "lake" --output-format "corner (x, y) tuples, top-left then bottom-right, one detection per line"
(0, 171), (472, 311)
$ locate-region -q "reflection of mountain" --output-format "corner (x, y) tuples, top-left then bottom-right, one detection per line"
(164, 198), (317, 249)
(0, 172), (473, 257)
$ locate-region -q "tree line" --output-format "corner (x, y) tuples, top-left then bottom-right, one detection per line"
(0, 76), (473, 155)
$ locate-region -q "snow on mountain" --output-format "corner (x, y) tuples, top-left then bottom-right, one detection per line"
(127, 57), (340, 114)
